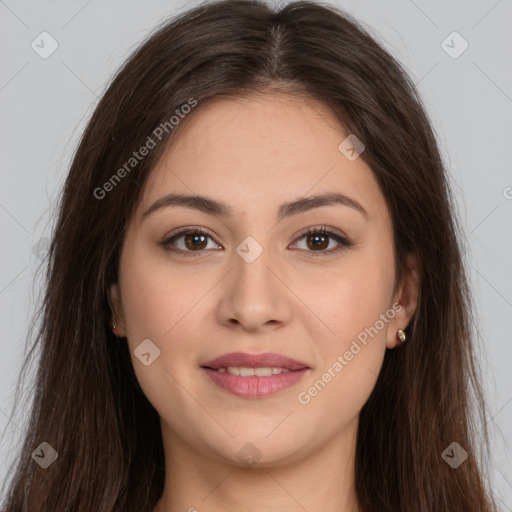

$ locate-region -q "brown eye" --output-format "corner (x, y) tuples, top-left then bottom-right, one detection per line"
(293, 227), (353, 256)
(305, 232), (330, 251)
(183, 232), (208, 250)
(161, 226), (352, 258)
(161, 228), (220, 256)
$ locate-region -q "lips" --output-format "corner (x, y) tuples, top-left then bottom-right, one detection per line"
(201, 351), (309, 371)
(201, 351), (310, 398)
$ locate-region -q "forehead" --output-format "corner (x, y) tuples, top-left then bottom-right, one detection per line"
(134, 93), (386, 223)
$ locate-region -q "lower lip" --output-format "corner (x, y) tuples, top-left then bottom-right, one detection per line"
(202, 368), (309, 398)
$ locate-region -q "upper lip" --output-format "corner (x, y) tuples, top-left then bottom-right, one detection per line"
(202, 351), (309, 371)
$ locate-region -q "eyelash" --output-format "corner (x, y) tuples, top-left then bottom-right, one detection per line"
(159, 225), (353, 258)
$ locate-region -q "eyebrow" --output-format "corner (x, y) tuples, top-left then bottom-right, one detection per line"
(141, 191), (368, 221)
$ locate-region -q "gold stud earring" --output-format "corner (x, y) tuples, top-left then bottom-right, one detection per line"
(397, 329), (406, 343)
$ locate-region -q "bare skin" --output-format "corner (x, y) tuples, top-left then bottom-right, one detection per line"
(109, 92), (419, 512)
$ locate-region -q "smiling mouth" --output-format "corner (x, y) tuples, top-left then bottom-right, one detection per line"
(201, 365), (310, 398)
(200, 351), (310, 398)
(202, 366), (293, 376)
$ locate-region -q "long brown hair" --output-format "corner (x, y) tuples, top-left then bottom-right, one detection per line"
(1, 1), (497, 510)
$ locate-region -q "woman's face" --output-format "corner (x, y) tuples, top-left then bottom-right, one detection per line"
(110, 93), (417, 467)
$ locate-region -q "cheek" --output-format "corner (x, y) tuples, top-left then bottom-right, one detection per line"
(118, 246), (204, 413)
(296, 246), (395, 413)
(119, 239), (197, 343)
(308, 247), (395, 349)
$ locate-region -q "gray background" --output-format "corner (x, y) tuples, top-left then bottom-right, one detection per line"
(1, 0), (511, 508)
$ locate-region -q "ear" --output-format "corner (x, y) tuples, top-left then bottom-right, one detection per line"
(108, 282), (127, 337)
(386, 253), (420, 349)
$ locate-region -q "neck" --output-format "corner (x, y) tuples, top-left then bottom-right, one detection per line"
(154, 416), (361, 512)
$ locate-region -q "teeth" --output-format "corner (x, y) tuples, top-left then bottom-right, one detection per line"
(217, 366), (291, 376)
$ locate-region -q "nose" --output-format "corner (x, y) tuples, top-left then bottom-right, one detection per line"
(215, 242), (293, 332)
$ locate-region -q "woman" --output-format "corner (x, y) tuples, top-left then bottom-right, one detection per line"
(1, 0), (498, 510)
